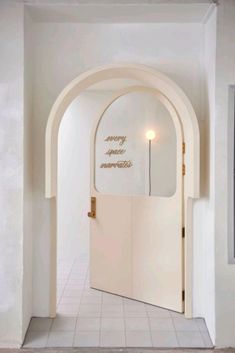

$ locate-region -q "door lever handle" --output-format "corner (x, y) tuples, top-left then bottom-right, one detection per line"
(87, 197), (96, 218)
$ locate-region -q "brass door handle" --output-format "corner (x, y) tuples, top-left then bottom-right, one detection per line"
(87, 197), (96, 218)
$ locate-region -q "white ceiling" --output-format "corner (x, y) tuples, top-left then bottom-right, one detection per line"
(25, 1), (215, 23)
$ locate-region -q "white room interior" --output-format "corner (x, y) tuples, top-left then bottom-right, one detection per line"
(1, 0), (235, 349)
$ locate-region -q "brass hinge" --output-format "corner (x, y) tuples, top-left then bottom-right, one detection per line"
(182, 227), (185, 238)
(182, 142), (186, 154)
(182, 290), (185, 301)
(182, 164), (186, 176)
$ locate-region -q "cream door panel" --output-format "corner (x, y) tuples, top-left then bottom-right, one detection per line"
(90, 193), (132, 297)
(132, 195), (183, 312)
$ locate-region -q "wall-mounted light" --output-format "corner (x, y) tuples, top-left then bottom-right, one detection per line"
(146, 130), (156, 141)
(146, 130), (157, 196)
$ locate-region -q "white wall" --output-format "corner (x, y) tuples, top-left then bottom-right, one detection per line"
(214, 0), (235, 347)
(58, 92), (110, 261)
(32, 21), (206, 319)
(193, 7), (217, 342)
(22, 9), (33, 338)
(96, 91), (177, 197)
(0, 3), (25, 348)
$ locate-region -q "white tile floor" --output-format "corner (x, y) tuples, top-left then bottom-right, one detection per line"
(24, 255), (213, 348)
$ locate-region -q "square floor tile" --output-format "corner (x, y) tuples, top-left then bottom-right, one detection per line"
(176, 331), (205, 348)
(63, 289), (83, 297)
(151, 330), (179, 347)
(195, 318), (208, 332)
(101, 318), (125, 331)
(29, 318), (52, 331)
(102, 304), (123, 312)
(102, 304), (124, 317)
(125, 317), (149, 331)
(83, 288), (102, 297)
(81, 295), (102, 304)
(100, 331), (125, 347)
(46, 331), (74, 347)
(201, 331), (213, 348)
(124, 305), (147, 318)
(103, 293), (123, 305)
(74, 331), (99, 347)
(51, 317), (76, 331)
(76, 318), (100, 331)
(149, 318), (174, 331)
(126, 330), (152, 347)
(59, 296), (81, 305)
(146, 306), (171, 318)
(23, 331), (49, 348)
(101, 310), (124, 318)
(80, 303), (101, 311)
(57, 304), (79, 316)
(173, 317), (199, 331)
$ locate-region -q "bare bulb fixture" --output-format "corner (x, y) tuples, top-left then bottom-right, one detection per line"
(146, 130), (156, 141)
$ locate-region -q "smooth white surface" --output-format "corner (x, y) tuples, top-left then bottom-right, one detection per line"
(0, 3), (24, 348)
(95, 91), (177, 197)
(58, 92), (111, 261)
(26, 3), (213, 23)
(23, 9), (33, 341)
(214, 0), (235, 346)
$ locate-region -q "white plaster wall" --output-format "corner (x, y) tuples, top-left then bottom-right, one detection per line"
(214, 0), (235, 347)
(0, 3), (24, 348)
(32, 21), (205, 318)
(193, 8), (216, 342)
(96, 91), (177, 197)
(22, 9), (33, 338)
(57, 92), (111, 261)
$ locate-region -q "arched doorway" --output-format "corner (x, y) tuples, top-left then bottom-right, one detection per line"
(45, 64), (200, 318)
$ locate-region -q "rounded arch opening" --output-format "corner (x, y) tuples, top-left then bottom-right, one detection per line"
(45, 64), (200, 318)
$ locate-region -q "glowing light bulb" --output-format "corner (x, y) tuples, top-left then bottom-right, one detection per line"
(146, 130), (156, 141)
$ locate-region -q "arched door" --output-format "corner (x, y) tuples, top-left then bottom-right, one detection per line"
(89, 89), (184, 312)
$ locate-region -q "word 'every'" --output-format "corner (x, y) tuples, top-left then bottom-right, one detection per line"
(104, 135), (126, 146)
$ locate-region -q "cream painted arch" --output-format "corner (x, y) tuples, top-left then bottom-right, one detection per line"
(45, 64), (200, 318)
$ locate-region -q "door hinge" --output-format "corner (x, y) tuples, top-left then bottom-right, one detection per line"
(182, 164), (186, 176)
(182, 227), (185, 238)
(182, 142), (186, 154)
(182, 290), (185, 301)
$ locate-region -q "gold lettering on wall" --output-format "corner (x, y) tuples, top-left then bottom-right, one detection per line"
(100, 135), (133, 169)
(105, 149), (126, 157)
(100, 160), (133, 169)
(104, 135), (126, 146)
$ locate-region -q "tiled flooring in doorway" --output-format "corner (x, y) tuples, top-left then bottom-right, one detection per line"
(24, 255), (213, 348)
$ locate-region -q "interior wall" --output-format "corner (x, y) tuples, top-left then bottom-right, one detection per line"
(192, 7), (217, 342)
(31, 19), (207, 324)
(58, 92), (111, 261)
(214, 0), (235, 346)
(0, 3), (25, 348)
(95, 91), (177, 197)
(22, 9), (33, 339)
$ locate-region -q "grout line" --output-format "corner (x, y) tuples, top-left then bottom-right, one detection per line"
(122, 296), (127, 347)
(146, 304), (153, 347)
(171, 311), (180, 348)
(99, 289), (103, 346)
